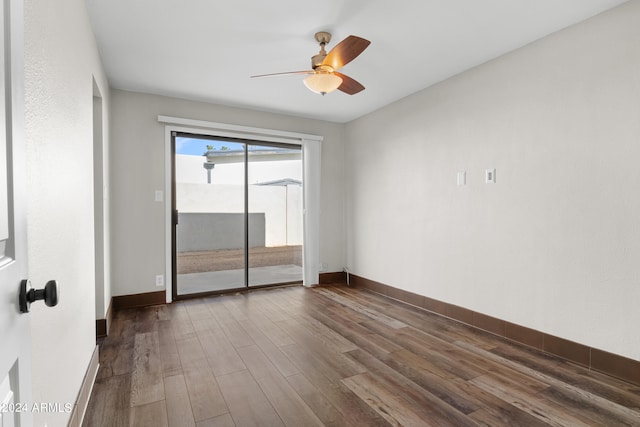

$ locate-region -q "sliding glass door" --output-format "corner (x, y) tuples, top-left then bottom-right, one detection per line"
(172, 133), (302, 298)
(248, 145), (303, 287)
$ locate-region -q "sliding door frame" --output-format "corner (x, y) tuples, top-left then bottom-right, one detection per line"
(171, 132), (304, 300)
(160, 115), (322, 303)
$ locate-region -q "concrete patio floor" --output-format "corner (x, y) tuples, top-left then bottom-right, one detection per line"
(177, 264), (302, 294)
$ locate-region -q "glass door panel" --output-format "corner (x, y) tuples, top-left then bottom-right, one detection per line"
(175, 136), (246, 295)
(247, 144), (303, 287)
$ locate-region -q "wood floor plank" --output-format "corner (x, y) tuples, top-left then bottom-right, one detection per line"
(347, 347), (482, 418)
(157, 320), (182, 377)
(470, 372), (590, 427)
(366, 324), (480, 381)
(191, 316), (222, 333)
(196, 413), (236, 427)
(291, 314), (359, 353)
(236, 344), (323, 426)
(109, 336), (136, 377)
(108, 308), (137, 338)
(314, 287), (407, 328)
(306, 306), (403, 355)
(197, 328), (247, 376)
(175, 334), (206, 366)
(216, 369), (285, 427)
(335, 286), (500, 350)
(237, 319), (299, 377)
(325, 300), (372, 324)
(219, 318), (256, 349)
(129, 400), (169, 427)
(186, 299), (214, 322)
(244, 313), (295, 348)
(164, 374), (196, 427)
(256, 374), (327, 427)
(171, 308), (196, 339)
(347, 349), (484, 427)
(279, 343), (388, 426)
(250, 296), (290, 323)
(82, 373), (131, 427)
(360, 315), (499, 381)
(182, 357), (229, 421)
(541, 384), (640, 427)
(285, 373), (347, 426)
(207, 300), (237, 325)
(457, 339), (640, 423)
(491, 341), (640, 407)
(135, 306), (161, 334)
(221, 296), (250, 322)
(342, 372), (441, 427)
(276, 318), (367, 379)
(257, 290), (298, 322)
(468, 407), (551, 427)
(237, 345), (282, 380)
(130, 332), (165, 407)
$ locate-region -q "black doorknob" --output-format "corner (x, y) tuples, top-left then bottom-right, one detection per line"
(19, 279), (59, 313)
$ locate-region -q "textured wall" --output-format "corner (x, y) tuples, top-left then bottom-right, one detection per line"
(24, 0), (110, 425)
(345, 2), (640, 360)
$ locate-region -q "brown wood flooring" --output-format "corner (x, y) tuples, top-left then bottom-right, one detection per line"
(83, 284), (640, 426)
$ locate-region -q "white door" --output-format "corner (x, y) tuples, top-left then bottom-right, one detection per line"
(0, 0), (31, 426)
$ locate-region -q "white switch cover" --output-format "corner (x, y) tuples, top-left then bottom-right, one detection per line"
(485, 168), (496, 183)
(154, 190), (164, 202)
(457, 171), (466, 186)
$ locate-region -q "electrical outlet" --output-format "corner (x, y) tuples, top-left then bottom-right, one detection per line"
(319, 262), (328, 272)
(155, 275), (164, 287)
(154, 190), (163, 202)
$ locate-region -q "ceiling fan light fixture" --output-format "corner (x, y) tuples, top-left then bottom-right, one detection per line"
(304, 73), (342, 95)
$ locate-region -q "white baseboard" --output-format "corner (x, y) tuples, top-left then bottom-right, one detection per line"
(68, 345), (100, 427)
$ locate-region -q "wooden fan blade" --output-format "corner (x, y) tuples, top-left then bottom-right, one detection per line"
(335, 72), (365, 95)
(322, 35), (370, 71)
(251, 70), (313, 78)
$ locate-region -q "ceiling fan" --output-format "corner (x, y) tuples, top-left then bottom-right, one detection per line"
(251, 31), (371, 96)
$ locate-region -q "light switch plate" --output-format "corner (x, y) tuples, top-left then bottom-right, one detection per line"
(485, 168), (496, 183)
(457, 171), (466, 186)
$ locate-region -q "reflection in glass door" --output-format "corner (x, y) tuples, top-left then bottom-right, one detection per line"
(173, 133), (303, 297)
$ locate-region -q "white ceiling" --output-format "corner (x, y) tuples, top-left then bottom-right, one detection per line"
(85, 0), (628, 123)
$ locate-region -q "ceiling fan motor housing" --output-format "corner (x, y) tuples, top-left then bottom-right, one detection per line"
(311, 53), (327, 69)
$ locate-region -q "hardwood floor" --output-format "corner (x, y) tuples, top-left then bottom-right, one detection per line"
(83, 284), (640, 426)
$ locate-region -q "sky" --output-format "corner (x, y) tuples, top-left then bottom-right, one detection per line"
(176, 137), (241, 156)
(176, 137), (282, 156)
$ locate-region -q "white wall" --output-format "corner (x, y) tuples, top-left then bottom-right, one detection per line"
(93, 79), (111, 327)
(345, 1), (640, 361)
(176, 153), (302, 185)
(24, 0), (110, 425)
(110, 90), (345, 296)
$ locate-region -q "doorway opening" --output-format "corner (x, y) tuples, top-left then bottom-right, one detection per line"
(172, 132), (303, 298)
